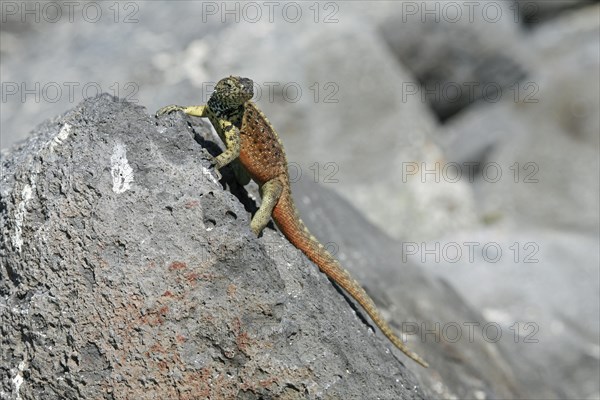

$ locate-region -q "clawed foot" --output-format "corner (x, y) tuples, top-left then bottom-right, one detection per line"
(155, 105), (185, 118)
(205, 157), (223, 181)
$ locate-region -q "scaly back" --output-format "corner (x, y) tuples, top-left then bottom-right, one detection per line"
(238, 101), (289, 186)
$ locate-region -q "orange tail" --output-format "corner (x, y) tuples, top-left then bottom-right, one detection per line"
(272, 189), (429, 368)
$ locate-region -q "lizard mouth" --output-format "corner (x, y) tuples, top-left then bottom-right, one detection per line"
(239, 77), (254, 98)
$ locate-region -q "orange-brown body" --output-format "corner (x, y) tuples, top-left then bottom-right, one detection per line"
(238, 102), (287, 186)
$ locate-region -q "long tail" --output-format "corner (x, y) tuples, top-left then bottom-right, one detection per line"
(272, 189), (429, 368)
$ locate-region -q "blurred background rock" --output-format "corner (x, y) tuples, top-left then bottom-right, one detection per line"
(1, 1), (598, 398)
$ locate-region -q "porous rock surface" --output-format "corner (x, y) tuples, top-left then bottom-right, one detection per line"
(0, 95), (424, 400)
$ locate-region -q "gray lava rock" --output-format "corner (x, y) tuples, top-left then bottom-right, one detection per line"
(513, 0), (597, 24)
(379, 1), (530, 120)
(415, 228), (600, 400)
(0, 95), (425, 399)
(471, 4), (600, 234)
(525, 3), (600, 149)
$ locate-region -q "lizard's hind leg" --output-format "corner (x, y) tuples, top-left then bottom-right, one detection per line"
(251, 179), (283, 236)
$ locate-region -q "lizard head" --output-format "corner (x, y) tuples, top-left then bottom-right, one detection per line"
(212, 76), (254, 109)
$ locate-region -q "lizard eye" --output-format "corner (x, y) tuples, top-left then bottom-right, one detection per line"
(238, 77), (254, 98)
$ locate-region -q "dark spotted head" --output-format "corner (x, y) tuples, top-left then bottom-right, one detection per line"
(208, 76), (254, 114)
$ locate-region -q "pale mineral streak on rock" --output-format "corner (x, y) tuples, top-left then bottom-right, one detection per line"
(110, 142), (134, 194)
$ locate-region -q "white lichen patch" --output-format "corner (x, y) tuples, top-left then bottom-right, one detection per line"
(12, 184), (33, 253)
(110, 143), (134, 193)
(48, 123), (72, 152)
(11, 360), (26, 400)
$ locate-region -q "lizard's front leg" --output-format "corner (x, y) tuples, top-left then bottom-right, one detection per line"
(156, 105), (207, 117)
(156, 105), (238, 169)
(251, 179), (283, 236)
(213, 120), (242, 169)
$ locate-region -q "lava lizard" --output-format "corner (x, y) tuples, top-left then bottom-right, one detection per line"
(156, 76), (429, 368)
